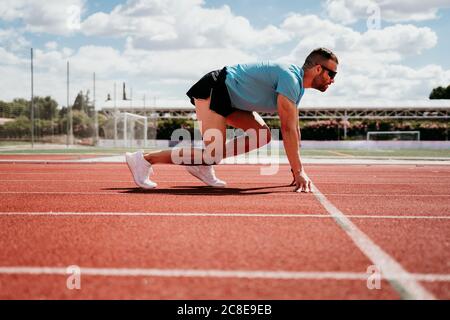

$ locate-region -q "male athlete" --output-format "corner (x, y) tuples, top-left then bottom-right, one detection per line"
(126, 48), (338, 192)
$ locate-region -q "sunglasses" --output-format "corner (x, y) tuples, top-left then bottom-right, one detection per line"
(319, 64), (337, 79)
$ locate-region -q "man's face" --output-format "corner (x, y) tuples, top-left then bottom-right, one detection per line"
(311, 60), (337, 92)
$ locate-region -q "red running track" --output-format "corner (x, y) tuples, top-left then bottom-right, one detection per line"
(0, 162), (449, 299)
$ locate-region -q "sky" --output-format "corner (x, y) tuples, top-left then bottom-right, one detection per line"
(0, 0), (450, 109)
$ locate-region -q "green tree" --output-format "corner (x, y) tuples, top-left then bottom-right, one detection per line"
(429, 85), (450, 99)
(72, 90), (91, 113)
(9, 99), (29, 118)
(0, 101), (9, 118)
(0, 97), (58, 119)
(59, 110), (94, 138)
(2, 116), (31, 138)
(34, 96), (58, 120)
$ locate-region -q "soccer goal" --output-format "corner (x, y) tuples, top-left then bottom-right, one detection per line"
(366, 131), (421, 141)
(102, 112), (156, 148)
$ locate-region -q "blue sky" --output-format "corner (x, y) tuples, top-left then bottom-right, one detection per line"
(0, 0), (449, 107)
(16, 0), (450, 68)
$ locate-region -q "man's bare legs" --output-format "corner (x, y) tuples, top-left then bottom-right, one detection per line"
(144, 98), (227, 165)
(143, 98), (271, 164)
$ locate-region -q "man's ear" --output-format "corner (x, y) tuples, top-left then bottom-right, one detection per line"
(315, 64), (321, 75)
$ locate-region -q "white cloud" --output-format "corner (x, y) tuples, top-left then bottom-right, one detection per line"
(0, 1), (448, 107)
(0, 28), (30, 51)
(0, 41), (256, 108)
(279, 14), (448, 102)
(359, 24), (437, 55)
(280, 14), (437, 63)
(81, 0), (290, 50)
(324, 0), (450, 24)
(0, 0), (85, 35)
(45, 42), (58, 50)
(0, 47), (25, 66)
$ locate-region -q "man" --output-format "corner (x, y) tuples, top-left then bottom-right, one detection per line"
(125, 47), (338, 192)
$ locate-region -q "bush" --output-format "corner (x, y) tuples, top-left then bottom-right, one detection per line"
(150, 118), (448, 141)
(59, 110), (95, 138)
(156, 119), (195, 140)
(0, 116), (31, 138)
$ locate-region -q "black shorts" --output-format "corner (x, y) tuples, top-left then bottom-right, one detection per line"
(186, 67), (237, 118)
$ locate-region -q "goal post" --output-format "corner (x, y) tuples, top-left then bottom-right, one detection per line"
(102, 112), (157, 148)
(122, 112), (147, 148)
(366, 131), (421, 141)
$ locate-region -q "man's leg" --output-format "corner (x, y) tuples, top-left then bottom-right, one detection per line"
(144, 106), (271, 163)
(225, 110), (272, 157)
(144, 97), (227, 164)
(181, 97), (228, 186)
(126, 101), (270, 188)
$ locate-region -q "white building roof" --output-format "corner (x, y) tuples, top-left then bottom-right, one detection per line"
(100, 99), (450, 111)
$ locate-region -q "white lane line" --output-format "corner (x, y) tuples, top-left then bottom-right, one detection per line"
(319, 194), (450, 197)
(0, 266), (448, 282)
(0, 211), (449, 220)
(0, 191), (297, 196)
(311, 184), (437, 300)
(0, 179), (137, 183)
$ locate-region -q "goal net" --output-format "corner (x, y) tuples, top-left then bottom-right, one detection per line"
(102, 112), (157, 148)
(366, 131), (420, 141)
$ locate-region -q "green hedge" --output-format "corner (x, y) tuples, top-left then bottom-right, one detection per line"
(153, 118), (449, 141)
(2, 117), (448, 141)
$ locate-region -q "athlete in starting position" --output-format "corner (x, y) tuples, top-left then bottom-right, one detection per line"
(126, 47), (338, 192)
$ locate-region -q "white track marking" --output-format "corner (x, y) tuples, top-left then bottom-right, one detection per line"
(1, 159), (450, 165)
(0, 211), (449, 220)
(311, 184), (437, 300)
(0, 266), (448, 282)
(317, 194), (450, 197)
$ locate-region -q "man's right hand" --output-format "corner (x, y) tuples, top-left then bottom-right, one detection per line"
(291, 169), (312, 193)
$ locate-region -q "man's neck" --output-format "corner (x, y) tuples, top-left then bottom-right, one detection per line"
(302, 68), (313, 89)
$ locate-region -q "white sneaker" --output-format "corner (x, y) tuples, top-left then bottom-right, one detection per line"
(185, 165), (226, 187)
(125, 150), (157, 189)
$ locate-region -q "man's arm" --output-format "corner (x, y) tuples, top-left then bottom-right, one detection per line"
(289, 109), (301, 186)
(296, 109), (301, 145)
(277, 94), (302, 173)
(278, 94), (311, 192)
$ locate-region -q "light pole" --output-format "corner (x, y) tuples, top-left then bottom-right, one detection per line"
(30, 48), (34, 148)
(94, 72), (99, 145)
(67, 61), (73, 146)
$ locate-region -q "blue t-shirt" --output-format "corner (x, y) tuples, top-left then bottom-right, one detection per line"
(224, 62), (305, 113)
